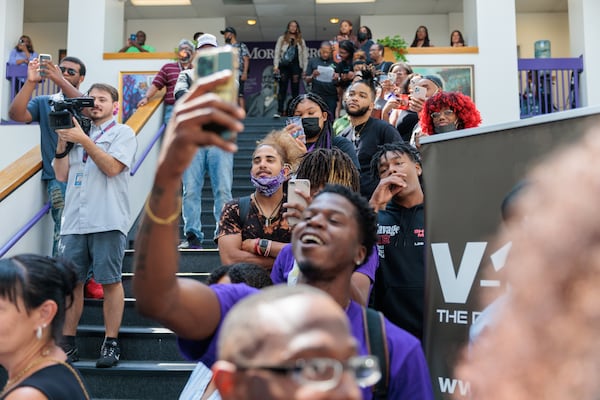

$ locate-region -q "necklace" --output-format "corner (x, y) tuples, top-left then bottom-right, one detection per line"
(1, 349), (50, 397)
(253, 193), (283, 227)
(351, 118), (369, 149)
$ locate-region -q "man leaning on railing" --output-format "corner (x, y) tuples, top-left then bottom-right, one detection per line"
(8, 55), (87, 256)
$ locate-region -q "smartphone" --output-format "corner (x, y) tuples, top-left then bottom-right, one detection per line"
(286, 116), (305, 143)
(194, 45), (239, 140)
(287, 179), (311, 226)
(130, 33), (137, 42)
(397, 94), (410, 110)
(412, 86), (427, 100)
(38, 54), (52, 77)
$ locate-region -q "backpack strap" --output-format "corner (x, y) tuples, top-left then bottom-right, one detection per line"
(238, 195), (251, 228)
(363, 307), (389, 399)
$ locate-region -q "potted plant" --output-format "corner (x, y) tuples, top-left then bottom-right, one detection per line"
(377, 35), (408, 62)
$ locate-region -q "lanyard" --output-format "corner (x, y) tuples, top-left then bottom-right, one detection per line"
(82, 120), (116, 163)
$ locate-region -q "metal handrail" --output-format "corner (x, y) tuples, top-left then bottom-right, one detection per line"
(0, 123), (166, 257)
(517, 56), (584, 118)
(0, 202), (50, 258)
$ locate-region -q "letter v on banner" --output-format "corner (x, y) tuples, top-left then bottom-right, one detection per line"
(431, 242), (487, 304)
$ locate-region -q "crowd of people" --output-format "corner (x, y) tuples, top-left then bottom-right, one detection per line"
(9, 22), (593, 400)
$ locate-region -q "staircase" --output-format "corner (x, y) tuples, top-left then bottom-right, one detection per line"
(0, 118), (284, 400)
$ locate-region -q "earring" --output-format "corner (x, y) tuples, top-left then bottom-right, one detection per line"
(36, 326), (43, 340)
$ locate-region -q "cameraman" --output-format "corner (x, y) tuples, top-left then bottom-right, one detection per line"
(54, 83), (137, 368)
(8, 55), (86, 256)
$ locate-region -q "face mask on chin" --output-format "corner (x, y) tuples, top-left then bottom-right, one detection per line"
(434, 121), (459, 134)
(251, 170), (286, 197)
(301, 117), (322, 139)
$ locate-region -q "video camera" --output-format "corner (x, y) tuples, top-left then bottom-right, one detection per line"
(48, 97), (94, 135)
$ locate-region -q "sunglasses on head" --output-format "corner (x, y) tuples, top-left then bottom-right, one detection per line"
(59, 66), (78, 76)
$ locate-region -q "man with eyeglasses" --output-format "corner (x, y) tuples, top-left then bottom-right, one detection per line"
(212, 284), (369, 399)
(9, 55), (87, 257)
(132, 73), (434, 399)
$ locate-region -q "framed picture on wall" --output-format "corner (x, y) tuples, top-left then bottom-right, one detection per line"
(412, 65), (474, 98)
(118, 71), (157, 123)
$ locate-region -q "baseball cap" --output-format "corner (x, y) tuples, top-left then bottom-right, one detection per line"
(220, 27), (237, 36)
(422, 75), (444, 90)
(196, 33), (218, 49)
(178, 39), (194, 51)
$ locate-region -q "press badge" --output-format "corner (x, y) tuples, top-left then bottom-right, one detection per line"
(74, 173), (83, 186)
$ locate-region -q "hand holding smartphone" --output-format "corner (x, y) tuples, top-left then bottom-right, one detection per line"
(412, 86), (427, 100)
(286, 116), (305, 143)
(38, 54), (52, 78)
(286, 179), (311, 226)
(130, 33), (137, 42)
(194, 45), (239, 140)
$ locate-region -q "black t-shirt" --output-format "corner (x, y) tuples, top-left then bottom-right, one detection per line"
(341, 117), (402, 198)
(1, 364), (88, 400)
(306, 57), (337, 97)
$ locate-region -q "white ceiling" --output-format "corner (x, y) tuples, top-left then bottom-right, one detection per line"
(24, 0), (569, 42)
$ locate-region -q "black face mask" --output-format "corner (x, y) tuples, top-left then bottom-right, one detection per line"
(302, 117), (322, 139)
(357, 32), (368, 41)
(225, 38), (232, 44)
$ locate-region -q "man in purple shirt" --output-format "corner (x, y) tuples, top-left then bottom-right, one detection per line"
(132, 71), (434, 399)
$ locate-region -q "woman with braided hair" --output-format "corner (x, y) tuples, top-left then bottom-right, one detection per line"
(284, 92), (359, 168)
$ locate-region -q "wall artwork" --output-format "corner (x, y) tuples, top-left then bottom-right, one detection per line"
(412, 65), (474, 98)
(118, 71), (156, 123)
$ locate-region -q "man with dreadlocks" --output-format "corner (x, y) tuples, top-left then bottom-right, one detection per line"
(284, 92), (359, 168)
(369, 142), (426, 340)
(271, 148), (378, 306)
(340, 69), (402, 199)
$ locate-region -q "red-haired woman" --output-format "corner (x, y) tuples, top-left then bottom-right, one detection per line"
(420, 91), (481, 135)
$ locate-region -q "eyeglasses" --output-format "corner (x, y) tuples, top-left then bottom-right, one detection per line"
(430, 109), (455, 120)
(59, 66), (78, 76)
(235, 355), (381, 392)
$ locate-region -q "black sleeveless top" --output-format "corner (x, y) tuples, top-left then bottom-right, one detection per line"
(1, 363), (88, 400)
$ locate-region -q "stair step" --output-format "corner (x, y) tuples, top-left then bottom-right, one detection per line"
(76, 325), (184, 362)
(122, 248), (222, 274)
(76, 360), (195, 400)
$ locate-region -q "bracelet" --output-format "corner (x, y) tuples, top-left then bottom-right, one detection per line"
(264, 240), (272, 257)
(144, 196), (181, 225)
(254, 238), (261, 256)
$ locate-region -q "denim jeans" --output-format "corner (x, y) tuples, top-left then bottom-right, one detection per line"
(163, 104), (174, 125)
(182, 147), (233, 241)
(47, 179), (66, 256)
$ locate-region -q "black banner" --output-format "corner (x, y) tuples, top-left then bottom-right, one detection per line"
(420, 108), (600, 399)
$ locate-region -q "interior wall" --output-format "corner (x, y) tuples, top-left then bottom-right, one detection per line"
(516, 13), (570, 58)
(22, 22), (68, 61)
(124, 18), (226, 52)
(361, 14), (450, 47)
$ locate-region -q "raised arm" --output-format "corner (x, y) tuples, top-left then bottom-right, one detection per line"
(133, 71), (245, 339)
(8, 59), (41, 122)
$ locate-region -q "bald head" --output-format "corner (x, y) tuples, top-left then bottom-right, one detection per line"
(218, 285), (354, 364)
